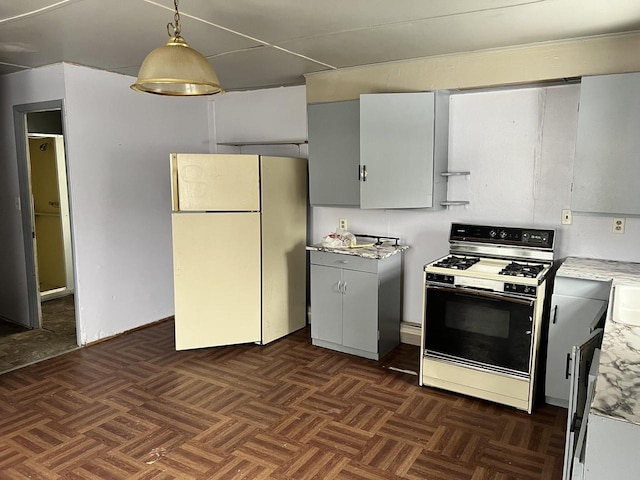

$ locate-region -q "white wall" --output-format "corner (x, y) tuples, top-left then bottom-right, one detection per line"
(0, 63), (211, 343)
(0, 64), (66, 325)
(62, 64), (211, 343)
(213, 84), (640, 327)
(213, 86), (308, 157)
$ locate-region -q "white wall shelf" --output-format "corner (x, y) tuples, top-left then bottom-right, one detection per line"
(217, 140), (308, 146)
(441, 171), (471, 206)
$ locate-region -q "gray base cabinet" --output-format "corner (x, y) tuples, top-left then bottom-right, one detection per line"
(310, 251), (401, 360)
(545, 277), (609, 407)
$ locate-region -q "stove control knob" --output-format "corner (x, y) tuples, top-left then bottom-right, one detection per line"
(524, 286), (534, 295)
(489, 229), (497, 238)
(499, 230), (508, 239)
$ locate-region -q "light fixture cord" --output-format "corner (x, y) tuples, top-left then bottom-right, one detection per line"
(167, 0), (182, 38)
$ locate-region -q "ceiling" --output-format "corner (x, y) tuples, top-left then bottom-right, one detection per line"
(2, 0), (640, 91)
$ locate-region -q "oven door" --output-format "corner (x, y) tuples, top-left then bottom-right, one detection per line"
(424, 284), (536, 376)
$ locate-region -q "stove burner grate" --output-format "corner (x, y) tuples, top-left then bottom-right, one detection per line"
(433, 255), (480, 270)
(498, 262), (545, 278)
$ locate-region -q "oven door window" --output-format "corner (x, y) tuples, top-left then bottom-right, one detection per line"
(424, 287), (534, 375)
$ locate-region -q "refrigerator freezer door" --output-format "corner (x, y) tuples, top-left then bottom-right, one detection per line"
(172, 154), (260, 211)
(172, 212), (261, 349)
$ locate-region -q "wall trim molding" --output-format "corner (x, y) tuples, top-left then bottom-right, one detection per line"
(305, 31), (640, 103)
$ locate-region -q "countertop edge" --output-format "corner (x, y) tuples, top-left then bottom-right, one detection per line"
(306, 244), (409, 260)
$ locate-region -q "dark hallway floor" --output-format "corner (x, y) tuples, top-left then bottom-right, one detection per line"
(0, 295), (78, 374)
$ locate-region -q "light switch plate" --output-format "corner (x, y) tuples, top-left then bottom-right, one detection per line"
(561, 209), (572, 225)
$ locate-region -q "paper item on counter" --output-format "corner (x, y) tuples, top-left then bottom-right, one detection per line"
(322, 231), (357, 248)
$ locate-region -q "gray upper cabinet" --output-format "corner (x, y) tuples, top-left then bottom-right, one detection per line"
(572, 72), (640, 215)
(307, 92), (449, 209)
(307, 100), (360, 207)
(360, 91), (448, 209)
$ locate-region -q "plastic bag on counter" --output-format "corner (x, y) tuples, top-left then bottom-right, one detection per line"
(322, 231), (357, 248)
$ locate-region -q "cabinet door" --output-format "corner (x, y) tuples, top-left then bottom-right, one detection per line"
(360, 92), (436, 209)
(307, 101), (360, 207)
(545, 294), (607, 406)
(563, 329), (603, 480)
(572, 72), (640, 215)
(342, 269), (379, 353)
(310, 265), (343, 344)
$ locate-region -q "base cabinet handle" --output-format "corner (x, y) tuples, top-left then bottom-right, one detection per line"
(565, 353), (571, 379)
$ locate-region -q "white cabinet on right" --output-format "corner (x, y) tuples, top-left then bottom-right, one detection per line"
(572, 71), (640, 215)
(545, 277), (610, 407)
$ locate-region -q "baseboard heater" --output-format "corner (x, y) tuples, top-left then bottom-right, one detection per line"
(400, 322), (421, 346)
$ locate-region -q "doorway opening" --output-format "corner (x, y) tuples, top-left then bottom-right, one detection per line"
(0, 102), (79, 373)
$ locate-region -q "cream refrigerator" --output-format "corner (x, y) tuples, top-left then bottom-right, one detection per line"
(170, 153), (308, 350)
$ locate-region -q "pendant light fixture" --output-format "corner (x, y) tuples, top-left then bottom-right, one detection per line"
(131, 0), (223, 96)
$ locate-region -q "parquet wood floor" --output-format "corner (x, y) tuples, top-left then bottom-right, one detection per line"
(0, 320), (566, 479)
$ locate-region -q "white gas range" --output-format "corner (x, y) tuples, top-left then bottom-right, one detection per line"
(420, 223), (555, 413)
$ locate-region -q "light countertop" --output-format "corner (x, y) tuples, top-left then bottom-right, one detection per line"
(556, 256), (640, 285)
(306, 243), (409, 260)
(557, 257), (640, 425)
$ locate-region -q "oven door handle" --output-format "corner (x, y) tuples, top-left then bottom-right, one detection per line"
(427, 285), (535, 306)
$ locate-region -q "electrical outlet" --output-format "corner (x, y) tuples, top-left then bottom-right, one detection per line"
(561, 209), (572, 225)
(613, 218), (625, 234)
(339, 218), (348, 231)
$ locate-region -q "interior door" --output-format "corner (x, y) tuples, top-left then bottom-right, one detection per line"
(30, 137), (66, 293)
(172, 212), (261, 350)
